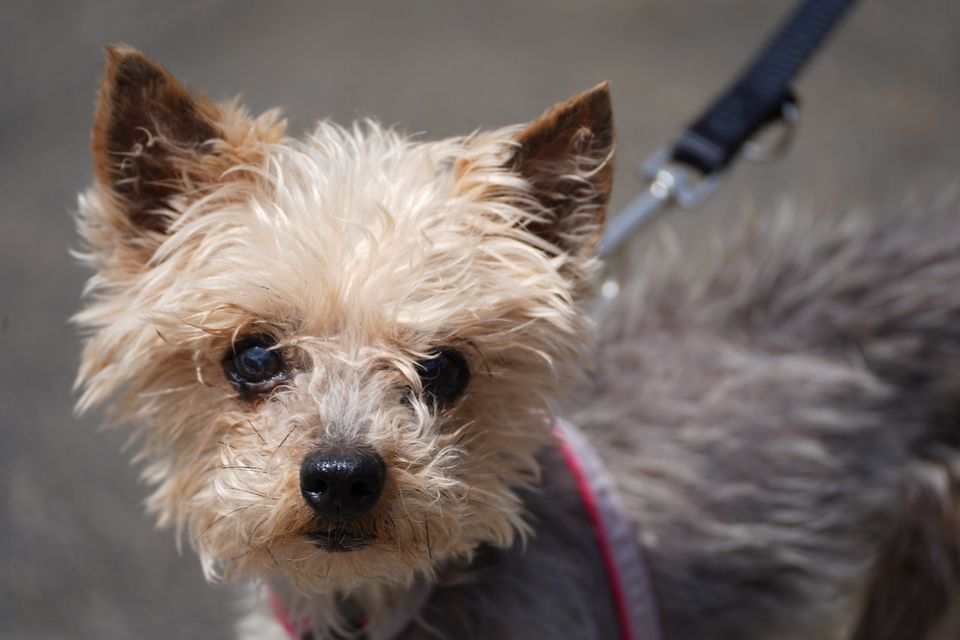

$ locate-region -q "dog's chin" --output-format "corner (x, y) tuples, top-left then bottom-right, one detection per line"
(306, 529), (375, 553)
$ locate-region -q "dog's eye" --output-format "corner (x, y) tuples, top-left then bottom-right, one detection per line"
(416, 348), (470, 406)
(223, 335), (285, 395)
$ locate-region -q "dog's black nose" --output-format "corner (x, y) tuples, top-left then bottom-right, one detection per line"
(300, 447), (386, 522)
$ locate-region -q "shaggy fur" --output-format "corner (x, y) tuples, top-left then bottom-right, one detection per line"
(75, 46), (960, 639)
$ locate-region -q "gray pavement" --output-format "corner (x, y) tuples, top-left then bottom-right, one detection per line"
(1, 1), (958, 638)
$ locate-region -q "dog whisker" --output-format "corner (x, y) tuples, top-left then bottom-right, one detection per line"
(227, 486), (278, 501)
(266, 422), (299, 468)
(246, 515), (271, 546)
(246, 419), (267, 444)
(425, 521), (433, 560)
(226, 547), (257, 566)
(194, 505), (254, 544)
(216, 464), (270, 473)
(264, 544), (280, 569)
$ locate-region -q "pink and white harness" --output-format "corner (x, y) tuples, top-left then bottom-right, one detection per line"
(274, 418), (661, 640)
(553, 417), (661, 640)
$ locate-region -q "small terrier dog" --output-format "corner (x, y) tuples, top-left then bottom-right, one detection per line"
(76, 46), (960, 639)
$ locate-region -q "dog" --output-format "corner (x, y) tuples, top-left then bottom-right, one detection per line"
(75, 46), (960, 639)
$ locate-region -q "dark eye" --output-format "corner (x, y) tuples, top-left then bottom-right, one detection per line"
(416, 348), (470, 406)
(223, 335), (286, 395)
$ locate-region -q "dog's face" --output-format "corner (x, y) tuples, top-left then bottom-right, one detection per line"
(75, 46), (613, 593)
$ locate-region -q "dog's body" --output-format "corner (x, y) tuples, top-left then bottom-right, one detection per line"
(582, 211), (960, 640)
(76, 47), (960, 639)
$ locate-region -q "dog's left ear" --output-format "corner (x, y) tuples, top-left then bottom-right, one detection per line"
(510, 83), (614, 257)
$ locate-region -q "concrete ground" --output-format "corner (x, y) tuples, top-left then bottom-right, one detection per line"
(1, 1), (957, 638)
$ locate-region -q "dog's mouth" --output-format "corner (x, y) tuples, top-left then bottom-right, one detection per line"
(306, 529), (374, 553)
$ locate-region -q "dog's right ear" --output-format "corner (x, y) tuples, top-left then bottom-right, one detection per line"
(89, 45), (282, 238)
(508, 83), (614, 258)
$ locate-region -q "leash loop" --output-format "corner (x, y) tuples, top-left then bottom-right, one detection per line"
(741, 94), (801, 163)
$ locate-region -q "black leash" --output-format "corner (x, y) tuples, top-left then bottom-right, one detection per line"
(599, 0), (860, 257)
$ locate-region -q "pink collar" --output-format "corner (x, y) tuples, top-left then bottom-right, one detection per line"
(273, 418), (661, 640)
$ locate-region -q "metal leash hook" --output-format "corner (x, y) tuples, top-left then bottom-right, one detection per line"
(597, 95), (800, 262)
(596, 150), (718, 300)
(596, 150), (717, 261)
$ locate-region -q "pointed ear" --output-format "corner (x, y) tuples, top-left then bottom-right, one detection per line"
(511, 83), (614, 255)
(91, 45), (276, 234)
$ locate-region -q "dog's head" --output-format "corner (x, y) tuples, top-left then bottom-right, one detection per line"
(75, 46), (613, 593)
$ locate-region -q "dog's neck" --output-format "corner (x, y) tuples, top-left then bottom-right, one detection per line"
(269, 550), (488, 639)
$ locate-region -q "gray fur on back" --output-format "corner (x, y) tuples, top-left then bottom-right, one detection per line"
(572, 209), (960, 639)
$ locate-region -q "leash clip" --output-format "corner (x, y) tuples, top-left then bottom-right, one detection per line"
(597, 95), (802, 259)
(596, 148), (721, 257)
(641, 146), (723, 209)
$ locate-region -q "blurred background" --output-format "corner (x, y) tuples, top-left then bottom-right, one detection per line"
(1, 1), (958, 638)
